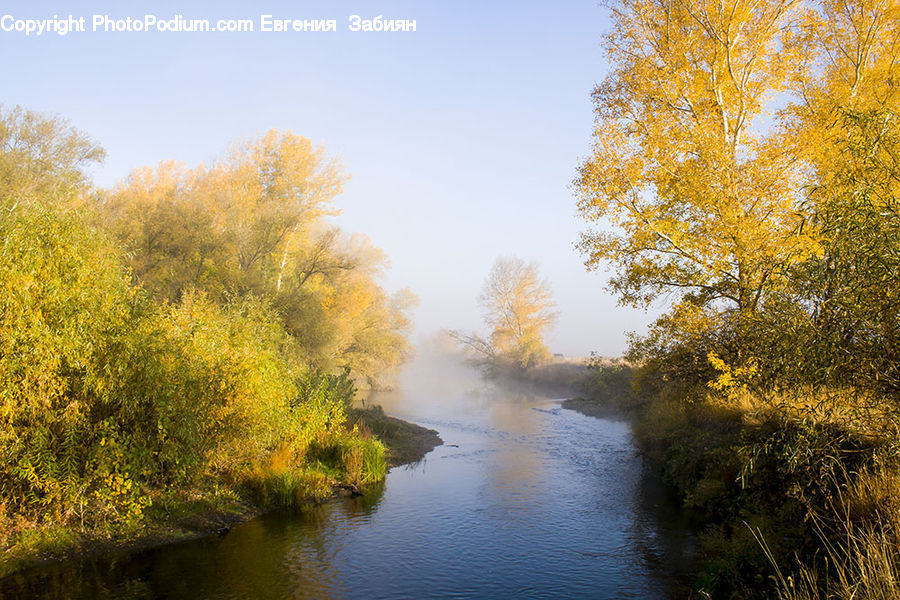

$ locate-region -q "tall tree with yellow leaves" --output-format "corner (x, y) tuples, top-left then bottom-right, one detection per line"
(575, 0), (817, 315)
(777, 0), (900, 391)
(220, 130), (345, 293)
(790, 0), (900, 185)
(479, 257), (557, 369)
(101, 130), (346, 300)
(0, 105), (105, 206)
(100, 132), (414, 387)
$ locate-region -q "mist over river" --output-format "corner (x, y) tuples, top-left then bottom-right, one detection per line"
(1, 355), (695, 599)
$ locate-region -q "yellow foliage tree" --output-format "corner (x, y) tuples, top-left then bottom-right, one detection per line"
(575, 0), (818, 314)
(479, 257), (557, 368)
(100, 134), (413, 386)
(221, 130), (345, 291)
(790, 0), (900, 185)
(101, 130), (346, 300)
(0, 105), (105, 206)
(274, 228), (416, 387)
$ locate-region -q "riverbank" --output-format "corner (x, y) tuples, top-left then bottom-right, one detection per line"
(2, 360), (696, 599)
(566, 361), (900, 598)
(0, 406), (442, 580)
(350, 405), (443, 467)
(483, 358), (595, 400)
(561, 397), (628, 420)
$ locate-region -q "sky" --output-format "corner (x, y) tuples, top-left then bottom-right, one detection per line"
(1, 0), (664, 357)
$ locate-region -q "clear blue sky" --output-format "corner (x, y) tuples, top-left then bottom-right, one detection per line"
(2, 0), (662, 356)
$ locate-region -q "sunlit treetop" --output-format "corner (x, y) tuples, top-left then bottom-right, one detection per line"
(576, 0), (830, 314)
(0, 105), (105, 205)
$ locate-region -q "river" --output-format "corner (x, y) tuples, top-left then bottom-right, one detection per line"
(1, 356), (695, 599)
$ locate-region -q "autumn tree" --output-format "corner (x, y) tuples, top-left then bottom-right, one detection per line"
(575, 0), (816, 316)
(738, 0), (900, 392)
(274, 228), (416, 387)
(782, 0), (900, 389)
(585, 0), (900, 396)
(99, 133), (414, 386)
(789, 0), (900, 179)
(0, 106), (393, 545)
(0, 105), (105, 205)
(476, 257), (558, 369)
(221, 130), (345, 293)
(101, 130), (346, 301)
(99, 161), (227, 300)
(800, 109), (900, 392)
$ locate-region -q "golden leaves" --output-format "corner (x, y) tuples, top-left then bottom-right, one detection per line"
(577, 0), (818, 312)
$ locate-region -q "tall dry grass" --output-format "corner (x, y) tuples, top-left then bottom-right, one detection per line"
(760, 464), (900, 600)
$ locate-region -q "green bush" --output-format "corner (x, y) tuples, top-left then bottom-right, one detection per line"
(0, 203), (151, 526)
(0, 202), (390, 538)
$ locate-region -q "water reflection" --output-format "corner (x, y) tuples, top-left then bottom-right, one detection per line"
(0, 355), (694, 599)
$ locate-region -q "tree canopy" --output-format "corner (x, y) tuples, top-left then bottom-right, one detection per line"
(98, 131), (413, 387)
(453, 257), (557, 370)
(575, 0), (816, 314)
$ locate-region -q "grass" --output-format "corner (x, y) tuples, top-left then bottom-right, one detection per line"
(0, 525), (79, 578)
(349, 405), (442, 467)
(239, 429), (388, 508)
(242, 467), (334, 507)
(1, 448), (380, 578)
(759, 463), (900, 600)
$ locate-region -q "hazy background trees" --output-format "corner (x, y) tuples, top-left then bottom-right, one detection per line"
(480, 257), (558, 368)
(98, 131), (414, 388)
(451, 256), (557, 370)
